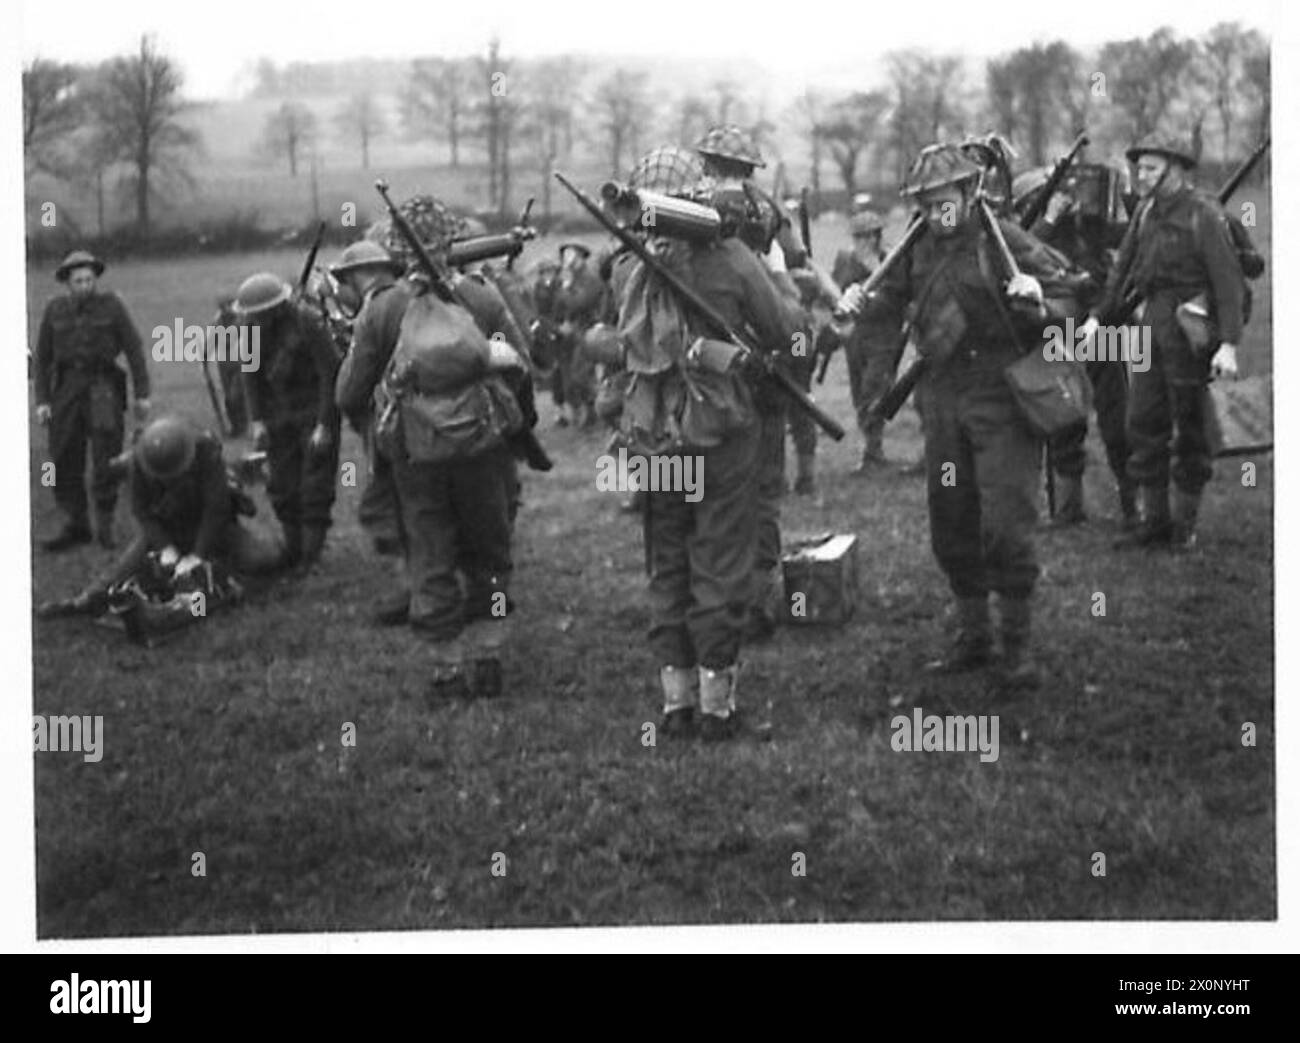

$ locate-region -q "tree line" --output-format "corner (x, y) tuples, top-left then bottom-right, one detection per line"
(23, 24), (1269, 239)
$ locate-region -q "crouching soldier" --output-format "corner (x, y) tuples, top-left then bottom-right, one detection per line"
(607, 145), (794, 741)
(234, 272), (342, 572)
(36, 416), (283, 618)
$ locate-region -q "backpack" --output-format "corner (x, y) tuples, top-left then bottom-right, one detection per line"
(1194, 193), (1265, 326)
(373, 290), (523, 464)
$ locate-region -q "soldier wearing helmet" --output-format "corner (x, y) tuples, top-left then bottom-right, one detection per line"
(37, 416), (283, 618)
(695, 124), (814, 633)
(553, 242), (608, 429)
(1084, 133), (1245, 551)
(607, 145), (798, 740)
(330, 241), (409, 577)
(824, 209), (907, 471)
(853, 143), (1085, 687)
(235, 269), (342, 572)
(1015, 161), (1135, 529)
(337, 194), (533, 698)
(33, 250), (151, 552)
(960, 133), (1018, 216)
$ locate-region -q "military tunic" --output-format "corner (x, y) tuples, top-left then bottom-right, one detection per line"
(33, 290), (149, 528)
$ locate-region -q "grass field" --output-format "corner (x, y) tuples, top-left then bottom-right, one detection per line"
(27, 210), (1274, 936)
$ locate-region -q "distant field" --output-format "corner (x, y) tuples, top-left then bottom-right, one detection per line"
(26, 203), (1274, 933)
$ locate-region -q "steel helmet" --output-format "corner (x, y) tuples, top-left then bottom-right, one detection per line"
(135, 416), (197, 481)
(1125, 133), (1197, 169)
(849, 210), (885, 237)
(329, 240), (399, 278)
(234, 272), (291, 315)
(900, 143), (983, 198)
(628, 146), (708, 199)
(694, 124), (766, 169)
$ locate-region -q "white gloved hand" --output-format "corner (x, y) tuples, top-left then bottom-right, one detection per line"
(1005, 273), (1044, 304)
(1211, 343), (1239, 380)
(158, 545), (181, 569)
(173, 554), (204, 578)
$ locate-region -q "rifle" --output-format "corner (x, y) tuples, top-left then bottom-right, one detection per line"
(1219, 135), (1270, 202)
(798, 187), (812, 258)
(373, 180), (456, 303)
(447, 198), (538, 269)
(297, 221), (327, 296)
(554, 170), (846, 441)
(200, 347), (230, 436)
(1018, 132), (1090, 230)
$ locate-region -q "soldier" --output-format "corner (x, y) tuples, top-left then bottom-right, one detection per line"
(1018, 163), (1134, 527)
(33, 250), (151, 551)
(847, 144), (1083, 686)
(328, 241), (410, 579)
(960, 134), (1018, 216)
(234, 271), (341, 572)
(609, 145), (797, 739)
(554, 242), (606, 428)
(37, 415), (283, 617)
(338, 194), (528, 697)
(694, 123), (808, 638)
(828, 210), (907, 471)
(1084, 135), (1245, 550)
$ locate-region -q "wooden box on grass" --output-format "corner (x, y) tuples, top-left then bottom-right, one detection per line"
(780, 533), (859, 625)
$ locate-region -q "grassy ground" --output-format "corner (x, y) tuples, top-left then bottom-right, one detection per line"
(27, 214), (1274, 936)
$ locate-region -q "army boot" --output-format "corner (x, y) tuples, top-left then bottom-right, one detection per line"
(855, 430), (887, 474)
(94, 505), (117, 549)
(924, 596), (993, 674)
(41, 516), (93, 553)
(997, 595), (1040, 690)
(793, 451), (816, 495)
(658, 665), (697, 738)
(1117, 479), (1139, 531)
(1050, 475), (1086, 526)
(1170, 487), (1202, 551)
(698, 663), (741, 742)
(1112, 485), (1171, 549)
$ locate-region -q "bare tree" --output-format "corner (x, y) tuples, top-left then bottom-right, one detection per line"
(23, 58), (84, 177)
(1203, 22), (1259, 159)
(470, 37), (522, 217)
(1240, 34), (1270, 145)
(885, 50), (966, 183)
(87, 35), (199, 232)
(259, 101), (317, 177)
(677, 92), (712, 148)
(334, 91), (386, 169)
(790, 89), (826, 196)
(529, 57), (585, 218)
(816, 90), (891, 196)
(711, 78), (741, 124)
(1099, 28), (1196, 140)
(593, 69), (653, 179)
(404, 57), (469, 167)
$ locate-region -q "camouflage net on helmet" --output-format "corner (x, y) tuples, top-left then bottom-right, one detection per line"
(627, 146), (708, 199)
(376, 194), (469, 271)
(694, 124), (765, 169)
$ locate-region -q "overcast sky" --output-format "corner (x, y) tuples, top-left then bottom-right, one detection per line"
(19, 0), (1276, 99)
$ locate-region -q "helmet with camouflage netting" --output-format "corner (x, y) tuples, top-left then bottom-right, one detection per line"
(694, 124), (766, 170)
(627, 146), (708, 199)
(380, 194), (469, 270)
(900, 143), (983, 198)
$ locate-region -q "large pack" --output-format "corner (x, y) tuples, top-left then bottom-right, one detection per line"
(373, 290), (524, 464)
